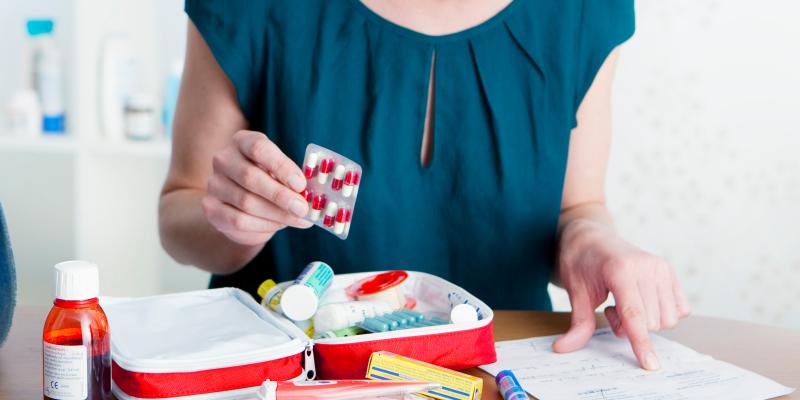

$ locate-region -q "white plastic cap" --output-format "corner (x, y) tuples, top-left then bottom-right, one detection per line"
(450, 303), (479, 324)
(280, 285), (318, 321)
(54, 261), (99, 301)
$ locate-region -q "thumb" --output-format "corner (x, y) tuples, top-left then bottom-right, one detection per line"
(553, 290), (597, 353)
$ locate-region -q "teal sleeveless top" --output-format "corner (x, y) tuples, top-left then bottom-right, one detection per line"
(185, 0), (634, 310)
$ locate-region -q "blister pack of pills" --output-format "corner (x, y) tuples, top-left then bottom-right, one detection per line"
(300, 143), (362, 239)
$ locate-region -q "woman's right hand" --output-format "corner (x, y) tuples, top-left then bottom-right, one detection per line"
(202, 130), (313, 246)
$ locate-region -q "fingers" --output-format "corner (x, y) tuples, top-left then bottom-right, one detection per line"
(234, 130), (306, 192)
(639, 279), (661, 331)
(611, 276), (660, 370)
(207, 174), (313, 229)
(212, 148), (309, 218)
(553, 289), (597, 353)
(201, 196), (282, 245)
(656, 265), (679, 329)
(671, 267), (692, 317)
(604, 306), (625, 338)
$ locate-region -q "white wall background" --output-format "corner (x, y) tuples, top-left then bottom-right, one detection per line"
(552, 0), (800, 330)
(0, 0), (204, 306)
(2, 1), (798, 329)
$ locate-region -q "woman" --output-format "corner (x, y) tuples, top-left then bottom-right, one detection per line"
(159, 0), (690, 370)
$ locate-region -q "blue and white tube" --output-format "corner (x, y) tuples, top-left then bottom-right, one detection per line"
(496, 370), (529, 400)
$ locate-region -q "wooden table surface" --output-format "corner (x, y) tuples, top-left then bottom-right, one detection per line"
(1, 306), (797, 399)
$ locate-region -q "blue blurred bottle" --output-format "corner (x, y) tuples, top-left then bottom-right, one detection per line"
(27, 19), (66, 135)
(162, 59), (183, 139)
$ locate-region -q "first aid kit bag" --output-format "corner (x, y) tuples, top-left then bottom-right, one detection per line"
(102, 272), (496, 400)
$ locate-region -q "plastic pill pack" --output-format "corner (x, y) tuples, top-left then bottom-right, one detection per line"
(301, 143), (362, 239)
(357, 309), (448, 333)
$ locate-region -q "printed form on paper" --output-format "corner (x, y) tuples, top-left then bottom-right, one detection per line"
(480, 328), (794, 400)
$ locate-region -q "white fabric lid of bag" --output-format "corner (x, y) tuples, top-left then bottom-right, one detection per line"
(102, 288), (295, 363)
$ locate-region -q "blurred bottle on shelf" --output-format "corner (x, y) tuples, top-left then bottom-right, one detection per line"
(162, 59), (183, 140)
(124, 93), (157, 141)
(5, 89), (42, 137)
(27, 19), (66, 135)
(100, 34), (136, 141)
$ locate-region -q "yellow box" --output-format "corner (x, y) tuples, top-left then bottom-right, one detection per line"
(366, 351), (483, 400)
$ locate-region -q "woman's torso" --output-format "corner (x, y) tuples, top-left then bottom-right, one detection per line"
(186, 0), (634, 309)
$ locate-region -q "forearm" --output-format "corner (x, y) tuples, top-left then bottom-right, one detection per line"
(558, 202), (614, 234)
(158, 188), (265, 274)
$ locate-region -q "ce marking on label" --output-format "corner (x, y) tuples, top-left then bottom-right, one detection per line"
(49, 380), (60, 390)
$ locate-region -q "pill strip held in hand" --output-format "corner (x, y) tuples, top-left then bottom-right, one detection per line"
(301, 143), (362, 239)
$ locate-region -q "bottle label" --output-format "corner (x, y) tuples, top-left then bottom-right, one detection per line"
(43, 342), (87, 400)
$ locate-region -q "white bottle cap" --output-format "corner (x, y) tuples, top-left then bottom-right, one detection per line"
(54, 260), (99, 301)
(280, 284), (318, 321)
(450, 303), (479, 324)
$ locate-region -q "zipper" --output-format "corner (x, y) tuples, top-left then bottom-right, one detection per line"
(302, 340), (316, 380)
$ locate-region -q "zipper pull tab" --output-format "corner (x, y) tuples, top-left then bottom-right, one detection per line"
(302, 342), (316, 380)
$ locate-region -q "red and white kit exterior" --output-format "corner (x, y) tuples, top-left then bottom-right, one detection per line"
(104, 271), (496, 399)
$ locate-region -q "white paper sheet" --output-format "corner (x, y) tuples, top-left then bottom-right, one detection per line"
(480, 328), (794, 400)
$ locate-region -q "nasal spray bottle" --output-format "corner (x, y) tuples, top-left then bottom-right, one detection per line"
(42, 261), (111, 400)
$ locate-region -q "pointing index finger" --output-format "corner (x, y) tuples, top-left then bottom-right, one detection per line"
(612, 280), (660, 370)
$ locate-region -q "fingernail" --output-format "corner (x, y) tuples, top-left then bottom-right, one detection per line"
(288, 175), (306, 192)
(298, 219), (314, 228)
(644, 351), (660, 370)
(288, 199), (308, 217)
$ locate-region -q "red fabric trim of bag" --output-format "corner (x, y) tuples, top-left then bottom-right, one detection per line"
(313, 321), (497, 379)
(112, 353), (303, 399)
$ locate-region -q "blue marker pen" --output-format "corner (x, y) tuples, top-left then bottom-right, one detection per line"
(496, 370), (529, 400)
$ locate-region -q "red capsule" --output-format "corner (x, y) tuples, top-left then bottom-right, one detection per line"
(300, 189), (313, 203)
(309, 193), (326, 221)
(303, 152), (319, 179)
(343, 208), (353, 236)
(333, 207), (348, 235)
(320, 158), (335, 174)
(343, 170), (360, 197)
(311, 194), (326, 210)
(322, 201), (338, 227)
(317, 158), (336, 184)
(336, 207), (348, 223)
(331, 165), (346, 191)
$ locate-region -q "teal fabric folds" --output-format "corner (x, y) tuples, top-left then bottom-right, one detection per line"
(185, 0), (634, 309)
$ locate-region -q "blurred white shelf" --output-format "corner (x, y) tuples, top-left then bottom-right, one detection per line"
(0, 134), (172, 158)
(0, 135), (78, 154)
(87, 139), (172, 158)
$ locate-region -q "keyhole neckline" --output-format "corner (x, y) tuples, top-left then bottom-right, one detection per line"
(352, 0), (520, 44)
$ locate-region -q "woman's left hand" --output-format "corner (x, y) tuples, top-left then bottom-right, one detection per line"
(552, 219), (691, 370)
